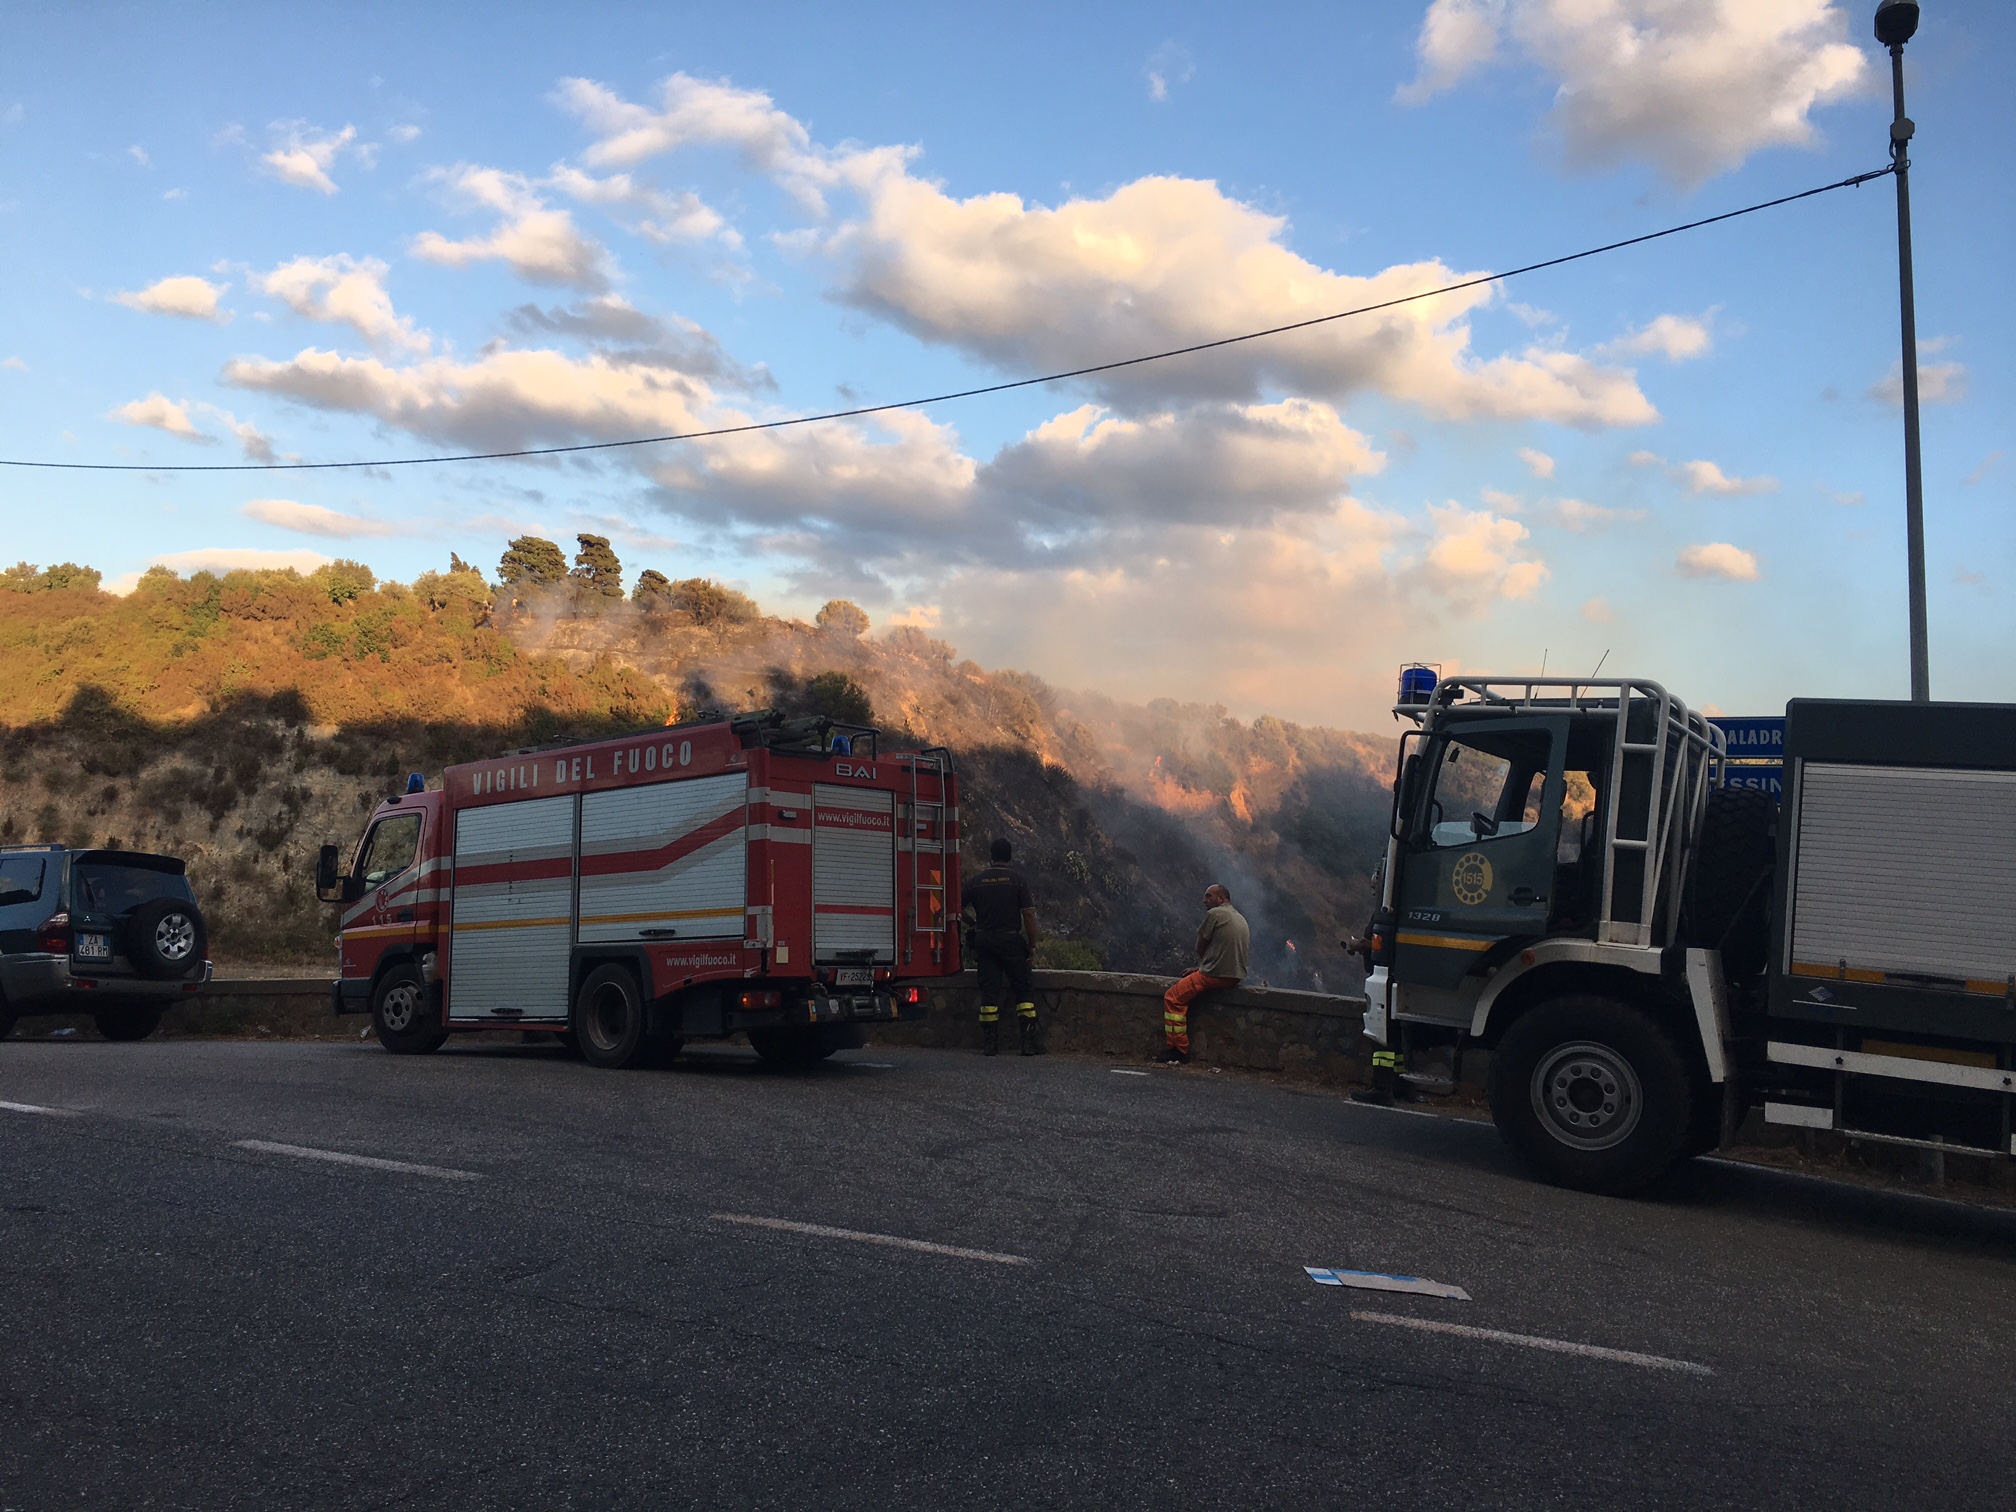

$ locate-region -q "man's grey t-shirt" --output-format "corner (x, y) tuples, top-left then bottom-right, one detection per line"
(1198, 904), (1251, 980)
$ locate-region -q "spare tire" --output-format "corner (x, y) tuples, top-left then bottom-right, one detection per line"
(125, 897), (208, 980)
(1685, 786), (1777, 980)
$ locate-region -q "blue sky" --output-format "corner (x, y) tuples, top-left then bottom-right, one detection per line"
(1, 1), (2009, 727)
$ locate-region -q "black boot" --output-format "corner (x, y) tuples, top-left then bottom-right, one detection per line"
(982, 1021), (1000, 1057)
(1019, 1018), (1040, 1056)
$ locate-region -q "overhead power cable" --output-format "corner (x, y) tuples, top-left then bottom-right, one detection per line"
(1, 165), (1895, 476)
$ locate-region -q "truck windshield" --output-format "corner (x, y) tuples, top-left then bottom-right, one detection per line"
(72, 861), (195, 915)
(1427, 729), (1550, 848)
(358, 815), (421, 888)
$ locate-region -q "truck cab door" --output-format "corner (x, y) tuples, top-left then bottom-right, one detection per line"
(339, 812), (423, 980)
(1393, 716), (1567, 992)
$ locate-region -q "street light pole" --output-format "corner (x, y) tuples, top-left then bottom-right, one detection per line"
(1876, 0), (1928, 702)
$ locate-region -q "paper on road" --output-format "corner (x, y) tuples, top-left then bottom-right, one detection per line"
(1305, 1266), (1470, 1301)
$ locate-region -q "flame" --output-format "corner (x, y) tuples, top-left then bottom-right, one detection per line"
(1285, 940), (1297, 954)
(664, 708), (680, 727)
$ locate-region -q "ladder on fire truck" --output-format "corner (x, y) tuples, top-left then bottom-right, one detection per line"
(903, 747), (955, 966)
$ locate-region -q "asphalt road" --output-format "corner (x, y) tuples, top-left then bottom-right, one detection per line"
(4, 1038), (2014, 1511)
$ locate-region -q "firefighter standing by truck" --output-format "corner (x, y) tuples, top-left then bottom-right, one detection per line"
(964, 838), (1042, 1056)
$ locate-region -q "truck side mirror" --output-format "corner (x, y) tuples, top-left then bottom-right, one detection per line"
(314, 844), (340, 901)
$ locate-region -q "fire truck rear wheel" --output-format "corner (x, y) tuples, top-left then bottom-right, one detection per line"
(1488, 994), (1695, 1195)
(574, 964), (650, 1070)
(373, 964), (447, 1055)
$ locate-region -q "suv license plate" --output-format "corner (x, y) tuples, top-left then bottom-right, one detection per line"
(76, 934), (111, 960)
(834, 968), (873, 987)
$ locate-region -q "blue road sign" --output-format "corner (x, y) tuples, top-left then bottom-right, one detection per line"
(1721, 763), (1783, 800)
(1710, 715), (1785, 756)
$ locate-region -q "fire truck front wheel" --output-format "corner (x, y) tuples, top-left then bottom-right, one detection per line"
(1487, 994), (1697, 1196)
(574, 964), (651, 1070)
(373, 964), (447, 1055)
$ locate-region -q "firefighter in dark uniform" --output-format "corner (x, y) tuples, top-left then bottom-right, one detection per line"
(964, 837), (1041, 1056)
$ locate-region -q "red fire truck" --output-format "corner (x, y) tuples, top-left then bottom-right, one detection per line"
(315, 712), (959, 1067)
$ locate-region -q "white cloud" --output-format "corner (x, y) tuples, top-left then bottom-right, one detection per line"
(547, 166), (739, 248)
(111, 274), (230, 322)
(261, 121), (359, 194)
(1962, 452), (2004, 487)
(388, 124), (422, 144)
(1480, 487), (1522, 512)
(257, 254), (429, 354)
(1421, 503), (1548, 603)
(1605, 312), (1713, 362)
(106, 546), (335, 594)
(1868, 358), (1968, 408)
(243, 498), (403, 538)
(1677, 541), (1760, 580)
(1145, 41), (1195, 103)
(1550, 497), (1646, 532)
(413, 165), (615, 291)
(1627, 448), (1664, 467)
(1398, 1), (1871, 186)
(983, 399), (1384, 531)
(556, 74), (1655, 428)
(111, 392), (210, 442)
(2, 356), (25, 372)
(1397, 0), (1505, 105)
(127, 144), (150, 167)
(108, 393), (276, 459)
(1677, 458), (1777, 496)
(821, 171), (1655, 426)
(1518, 446), (1555, 478)
(163, 187), (187, 201)
(1582, 596), (1615, 622)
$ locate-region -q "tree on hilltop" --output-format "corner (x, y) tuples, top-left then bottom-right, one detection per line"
(633, 569), (672, 609)
(310, 559), (376, 604)
(668, 578), (758, 627)
(815, 599), (870, 638)
(570, 534), (624, 598)
(2, 561), (103, 594)
(498, 536), (568, 587)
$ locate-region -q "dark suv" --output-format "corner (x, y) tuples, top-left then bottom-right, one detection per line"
(0, 846), (212, 1041)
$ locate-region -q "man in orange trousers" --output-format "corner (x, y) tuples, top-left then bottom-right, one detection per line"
(1161, 883), (1250, 1065)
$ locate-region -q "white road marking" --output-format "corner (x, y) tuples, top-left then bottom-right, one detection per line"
(0, 1100), (79, 1117)
(1351, 1309), (1713, 1375)
(1345, 1101), (1445, 1120)
(1109, 1069), (1150, 1077)
(848, 1062), (897, 1069)
(232, 1140), (480, 1182)
(710, 1212), (1033, 1266)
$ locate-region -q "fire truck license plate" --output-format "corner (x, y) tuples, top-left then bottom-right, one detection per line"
(834, 968), (872, 987)
(76, 934), (110, 960)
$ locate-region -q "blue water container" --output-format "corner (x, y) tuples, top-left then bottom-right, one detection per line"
(1397, 665), (1438, 706)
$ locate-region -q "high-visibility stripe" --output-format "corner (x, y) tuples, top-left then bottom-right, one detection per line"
(452, 916), (571, 933)
(1396, 932), (1494, 952)
(1790, 960), (1885, 984)
(575, 906), (743, 926)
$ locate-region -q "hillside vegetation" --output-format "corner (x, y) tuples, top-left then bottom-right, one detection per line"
(0, 541), (1397, 987)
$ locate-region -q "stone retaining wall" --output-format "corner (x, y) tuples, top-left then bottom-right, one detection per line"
(874, 970), (1374, 1084)
(139, 971), (1378, 1074)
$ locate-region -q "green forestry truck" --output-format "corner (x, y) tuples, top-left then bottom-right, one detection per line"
(1358, 670), (2016, 1194)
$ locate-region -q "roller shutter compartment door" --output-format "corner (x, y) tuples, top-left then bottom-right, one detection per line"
(1790, 762), (2016, 983)
(812, 784), (895, 964)
(577, 772), (748, 943)
(449, 793), (576, 1019)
